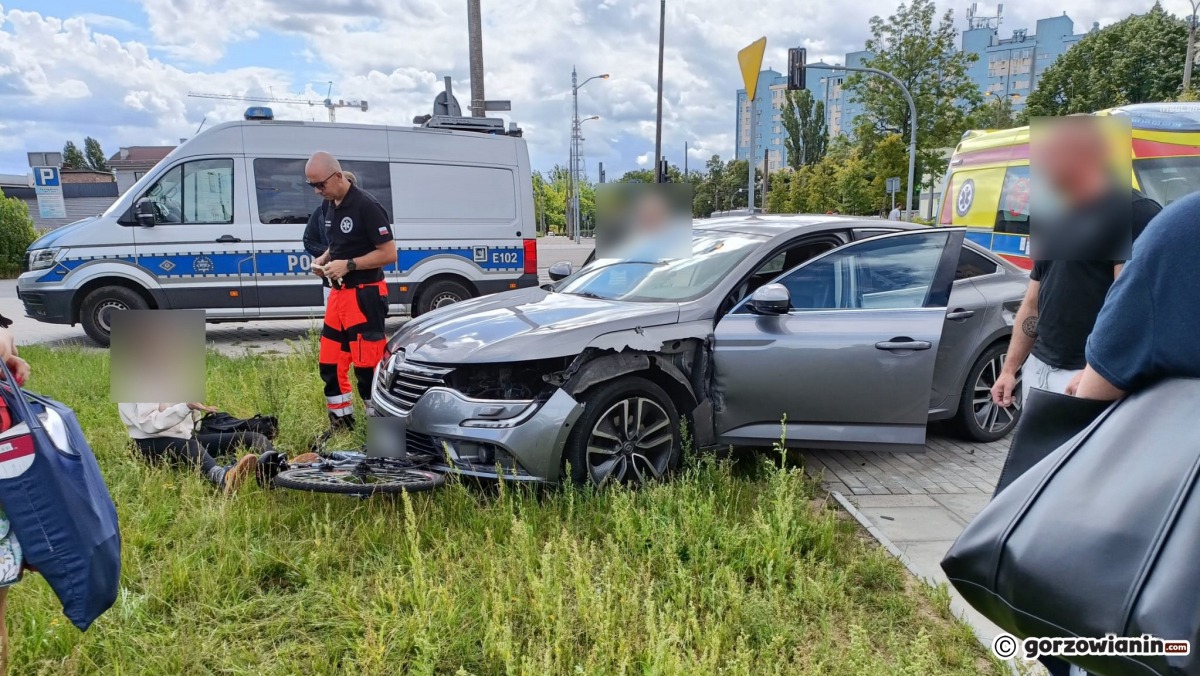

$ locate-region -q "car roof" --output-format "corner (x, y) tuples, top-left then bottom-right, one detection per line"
(694, 214), (922, 237)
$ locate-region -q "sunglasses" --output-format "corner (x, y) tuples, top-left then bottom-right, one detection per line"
(306, 171), (340, 190)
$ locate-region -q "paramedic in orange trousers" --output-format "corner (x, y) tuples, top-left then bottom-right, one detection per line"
(305, 152), (397, 431)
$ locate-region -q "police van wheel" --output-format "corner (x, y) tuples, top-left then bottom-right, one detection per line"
(81, 286), (148, 347)
(415, 280), (472, 316)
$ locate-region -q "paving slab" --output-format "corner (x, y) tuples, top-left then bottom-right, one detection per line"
(856, 504), (970, 542)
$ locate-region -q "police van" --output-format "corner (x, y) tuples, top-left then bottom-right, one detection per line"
(16, 109), (539, 345)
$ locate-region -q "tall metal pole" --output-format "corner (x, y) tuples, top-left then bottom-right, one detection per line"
(467, 0), (485, 117)
(684, 141), (688, 178)
(807, 63), (916, 220)
(571, 66), (580, 242)
(747, 105), (756, 213)
(654, 0), (665, 183)
(1187, 7), (1199, 93)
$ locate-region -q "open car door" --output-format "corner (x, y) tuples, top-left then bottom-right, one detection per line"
(711, 228), (966, 452)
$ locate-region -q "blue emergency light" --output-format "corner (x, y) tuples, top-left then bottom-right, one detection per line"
(244, 106), (274, 121)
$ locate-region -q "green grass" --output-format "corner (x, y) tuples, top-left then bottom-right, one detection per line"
(6, 343), (1004, 675)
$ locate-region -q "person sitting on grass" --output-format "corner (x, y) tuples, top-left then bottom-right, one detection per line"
(118, 403), (319, 495)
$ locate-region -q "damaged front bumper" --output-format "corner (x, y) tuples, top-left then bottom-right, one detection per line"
(371, 369), (585, 482)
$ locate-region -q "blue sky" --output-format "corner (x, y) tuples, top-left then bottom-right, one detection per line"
(0, 0), (1166, 180)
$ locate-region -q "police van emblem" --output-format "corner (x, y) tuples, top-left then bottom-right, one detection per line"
(193, 256), (215, 274)
(340, 217), (354, 234)
(955, 179), (976, 218)
(159, 260), (176, 272)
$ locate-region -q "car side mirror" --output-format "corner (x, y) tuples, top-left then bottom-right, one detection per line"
(134, 198), (156, 227)
(748, 283), (790, 315)
(548, 261), (573, 282)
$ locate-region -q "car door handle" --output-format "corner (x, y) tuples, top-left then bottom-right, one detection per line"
(875, 338), (932, 351)
(946, 308), (976, 320)
(215, 235), (241, 243)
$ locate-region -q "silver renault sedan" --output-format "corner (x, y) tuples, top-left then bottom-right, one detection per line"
(371, 216), (1028, 486)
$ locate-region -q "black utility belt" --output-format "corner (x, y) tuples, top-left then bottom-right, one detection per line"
(330, 278), (385, 290)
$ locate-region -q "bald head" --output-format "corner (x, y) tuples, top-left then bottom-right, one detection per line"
(1033, 119), (1119, 206)
(305, 151), (350, 201)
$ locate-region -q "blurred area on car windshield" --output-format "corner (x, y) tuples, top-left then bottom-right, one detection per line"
(595, 183), (692, 261)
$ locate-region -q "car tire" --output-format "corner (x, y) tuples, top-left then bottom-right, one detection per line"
(80, 286), (149, 347)
(562, 376), (682, 488)
(950, 342), (1023, 442)
(414, 279), (472, 316)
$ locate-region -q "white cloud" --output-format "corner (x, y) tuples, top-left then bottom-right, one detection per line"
(0, 0), (1173, 177)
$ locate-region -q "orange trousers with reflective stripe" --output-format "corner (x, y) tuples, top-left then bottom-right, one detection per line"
(318, 281), (388, 417)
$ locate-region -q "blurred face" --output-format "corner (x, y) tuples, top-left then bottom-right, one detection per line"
(1032, 122), (1112, 207)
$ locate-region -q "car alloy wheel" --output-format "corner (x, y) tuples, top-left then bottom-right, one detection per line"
(586, 397), (674, 487)
(972, 352), (1020, 434)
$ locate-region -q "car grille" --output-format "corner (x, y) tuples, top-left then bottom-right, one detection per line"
(383, 356), (454, 413)
(406, 431), (439, 457)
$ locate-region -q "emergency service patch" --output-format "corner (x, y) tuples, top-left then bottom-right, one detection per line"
(340, 217), (354, 233)
(378, 226), (389, 236)
(955, 179), (976, 218)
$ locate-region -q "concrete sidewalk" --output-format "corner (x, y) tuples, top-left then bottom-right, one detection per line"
(807, 435), (1019, 665)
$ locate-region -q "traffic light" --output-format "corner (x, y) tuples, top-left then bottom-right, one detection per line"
(659, 157), (670, 183)
(788, 47), (807, 91)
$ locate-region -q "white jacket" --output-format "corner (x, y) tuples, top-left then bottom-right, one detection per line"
(118, 403), (199, 440)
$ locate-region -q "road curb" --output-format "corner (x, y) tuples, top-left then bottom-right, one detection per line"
(830, 490), (1023, 674)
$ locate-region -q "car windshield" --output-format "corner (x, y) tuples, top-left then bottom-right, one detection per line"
(1134, 156), (1200, 207)
(557, 231), (767, 302)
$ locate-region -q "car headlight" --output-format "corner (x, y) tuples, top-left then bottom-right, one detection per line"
(27, 248), (62, 271)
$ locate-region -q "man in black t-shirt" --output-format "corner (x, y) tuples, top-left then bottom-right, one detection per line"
(306, 152), (397, 430)
(991, 123), (1161, 411)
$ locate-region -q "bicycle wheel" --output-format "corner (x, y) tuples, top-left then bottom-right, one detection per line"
(274, 457), (445, 495)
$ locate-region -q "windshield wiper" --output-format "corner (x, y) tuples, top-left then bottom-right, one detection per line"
(562, 291), (607, 300)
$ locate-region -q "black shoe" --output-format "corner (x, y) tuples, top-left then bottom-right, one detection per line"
(256, 450), (286, 488)
(328, 412), (356, 431)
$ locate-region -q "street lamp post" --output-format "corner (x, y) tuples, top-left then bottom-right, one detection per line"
(571, 68), (609, 243)
(575, 115), (599, 239)
(1186, 5), (1200, 93)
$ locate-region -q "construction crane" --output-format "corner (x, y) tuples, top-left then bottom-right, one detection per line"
(187, 91), (368, 122)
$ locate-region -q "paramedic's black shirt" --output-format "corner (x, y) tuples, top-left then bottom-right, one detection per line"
(326, 185), (394, 287)
(1029, 190), (1160, 370)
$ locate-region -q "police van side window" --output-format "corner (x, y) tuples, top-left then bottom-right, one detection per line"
(254, 158), (394, 224)
(143, 159), (234, 225)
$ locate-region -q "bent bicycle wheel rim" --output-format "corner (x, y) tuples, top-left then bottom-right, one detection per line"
(274, 465), (444, 495)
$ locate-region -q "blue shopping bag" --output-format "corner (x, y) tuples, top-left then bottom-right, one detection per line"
(0, 359), (120, 631)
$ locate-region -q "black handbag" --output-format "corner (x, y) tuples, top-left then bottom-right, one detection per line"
(993, 388), (1110, 497)
(197, 412), (279, 440)
(942, 378), (1200, 675)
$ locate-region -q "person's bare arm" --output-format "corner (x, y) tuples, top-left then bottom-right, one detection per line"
(991, 280), (1039, 407)
(324, 242), (398, 280)
(1074, 365), (1125, 401)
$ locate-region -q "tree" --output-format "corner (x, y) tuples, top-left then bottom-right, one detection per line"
(616, 169), (656, 183)
(0, 189), (38, 277)
(1021, 4), (1187, 120)
(62, 141), (87, 170)
(846, 0), (982, 214)
(781, 89), (829, 169)
(865, 134), (909, 213)
(84, 137), (110, 172)
(766, 171), (793, 213)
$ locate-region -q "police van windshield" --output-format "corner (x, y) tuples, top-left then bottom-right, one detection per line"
(1134, 156), (1200, 207)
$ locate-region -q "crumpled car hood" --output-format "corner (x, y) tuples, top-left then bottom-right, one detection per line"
(390, 287), (680, 364)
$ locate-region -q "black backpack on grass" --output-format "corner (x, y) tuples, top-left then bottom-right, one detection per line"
(196, 412), (279, 440)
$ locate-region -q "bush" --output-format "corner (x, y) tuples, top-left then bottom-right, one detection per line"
(0, 189), (38, 277)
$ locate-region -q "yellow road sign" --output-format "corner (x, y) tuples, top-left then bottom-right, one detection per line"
(738, 37), (767, 101)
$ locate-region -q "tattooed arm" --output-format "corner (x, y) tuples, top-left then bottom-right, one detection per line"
(991, 280), (1039, 408)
